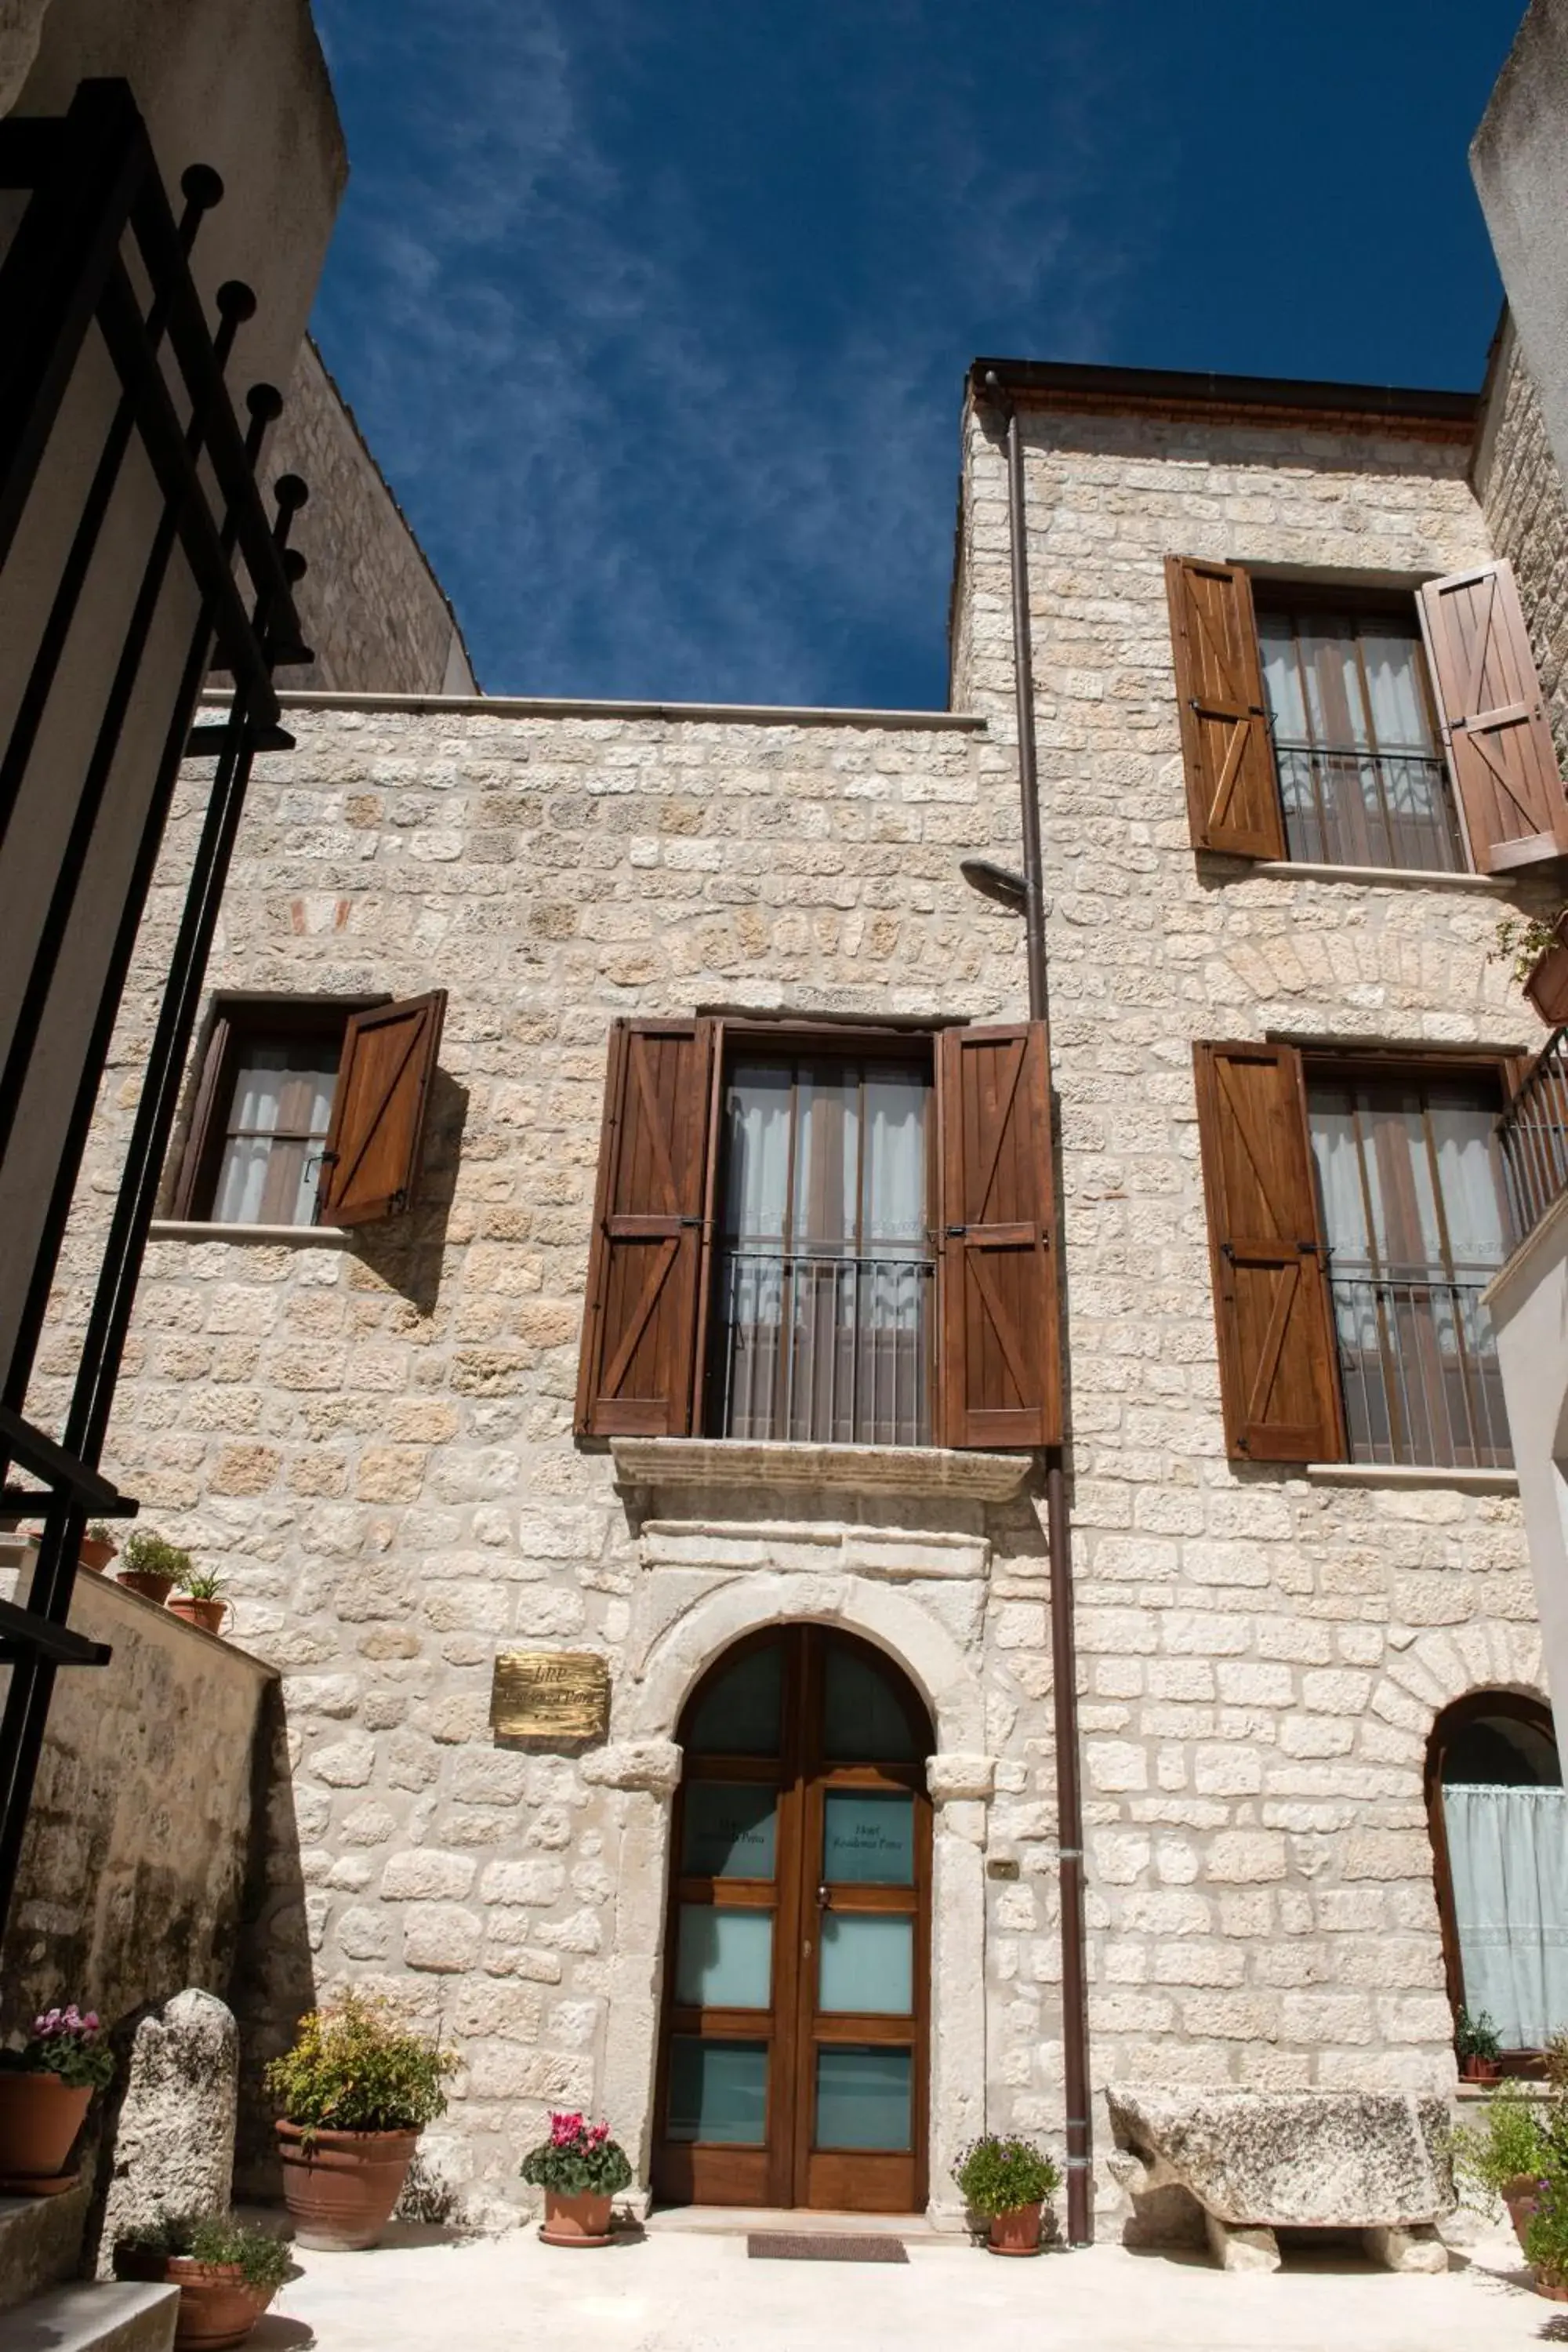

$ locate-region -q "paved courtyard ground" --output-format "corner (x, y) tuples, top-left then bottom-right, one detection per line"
(248, 2212), (1567, 2352)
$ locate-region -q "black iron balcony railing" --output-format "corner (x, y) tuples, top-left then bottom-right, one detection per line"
(1327, 1268), (1512, 1469)
(710, 1248), (935, 1448)
(1274, 742), (1465, 873)
(1498, 1027), (1568, 1247)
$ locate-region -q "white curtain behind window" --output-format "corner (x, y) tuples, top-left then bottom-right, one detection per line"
(1443, 1784), (1568, 2048)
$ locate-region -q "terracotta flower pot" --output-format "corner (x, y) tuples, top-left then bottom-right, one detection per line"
(1504, 2174), (1541, 2250)
(276, 2120), (419, 2251)
(540, 2187), (615, 2246)
(117, 1568), (174, 1604)
(1460, 2055), (1500, 2082)
(167, 1596), (227, 1637)
(78, 1536), (116, 1573)
(165, 2258), (274, 2351)
(986, 2201), (1044, 2257)
(1524, 923), (1568, 1028)
(0, 2071), (92, 2183)
(1536, 2265), (1568, 2303)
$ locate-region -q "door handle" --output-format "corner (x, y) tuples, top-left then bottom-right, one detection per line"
(816, 1884), (831, 1911)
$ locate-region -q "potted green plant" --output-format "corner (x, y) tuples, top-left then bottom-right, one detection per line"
(1453, 2080), (1551, 2247)
(114, 2212), (292, 2350)
(520, 2111), (633, 2245)
(1494, 910), (1568, 1028)
(1457, 2005), (1504, 2082)
(0, 2003), (114, 2189)
(167, 1566), (226, 1637)
(1527, 2172), (1568, 2300)
(79, 1519), (118, 1573)
(265, 1991), (456, 2251)
(116, 1530), (191, 1606)
(951, 2132), (1062, 2256)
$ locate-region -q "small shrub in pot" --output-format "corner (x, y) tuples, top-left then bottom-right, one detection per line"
(0, 2003), (114, 2187)
(168, 1566), (227, 1637)
(520, 2111), (634, 2245)
(1453, 2080), (1551, 2246)
(79, 1519), (117, 1573)
(265, 1991), (456, 2250)
(1456, 2005), (1504, 2082)
(951, 2132), (1061, 2256)
(116, 1530), (191, 1606)
(1494, 910), (1568, 1029)
(114, 2211), (292, 2350)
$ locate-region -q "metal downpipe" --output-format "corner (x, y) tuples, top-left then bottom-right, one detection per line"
(987, 372), (1093, 2246)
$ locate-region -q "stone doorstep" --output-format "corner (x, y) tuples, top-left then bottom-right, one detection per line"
(0, 2185), (91, 2312)
(5, 2281), (177, 2352)
(642, 2205), (957, 2239)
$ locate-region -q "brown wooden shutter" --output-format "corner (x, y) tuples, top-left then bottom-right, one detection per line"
(1417, 557), (1568, 873)
(316, 990), (446, 1227)
(1192, 1040), (1344, 1464)
(575, 1018), (714, 1439)
(938, 1022), (1060, 1450)
(171, 1011), (230, 1218)
(1164, 556), (1283, 860)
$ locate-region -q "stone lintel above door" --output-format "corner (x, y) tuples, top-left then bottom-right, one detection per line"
(609, 1436), (1033, 1506)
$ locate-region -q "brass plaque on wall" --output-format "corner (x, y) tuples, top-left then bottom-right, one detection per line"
(491, 1650), (610, 1744)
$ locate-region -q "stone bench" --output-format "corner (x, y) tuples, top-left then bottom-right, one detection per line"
(1106, 2088), (1454, 2274)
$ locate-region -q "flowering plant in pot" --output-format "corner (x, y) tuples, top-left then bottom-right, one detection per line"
(1456, 2005), (1504, 2082)
(0, 2003), (114, 2189)
(1453, 2079), (1553, 2246)
(114, 2212), (292, 2350)
(1526, 2169), (1568, 2301)
(167, 1566), (227, 1638)
(1494, 910), (1568, 1029)
(79, 1519), (118, 1573)
(116, 1530), (191, 1606)
(951, 2132), (1061, 2256)
(265, 1991), (456, 2251)
(521, 2111), (633, 2246)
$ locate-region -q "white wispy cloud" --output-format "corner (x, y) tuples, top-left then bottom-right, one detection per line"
(310, 0), (1161, 704)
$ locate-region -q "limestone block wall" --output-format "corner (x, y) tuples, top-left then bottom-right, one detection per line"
(1474, 317), (1568, 770)
(0, 1554), (275, 2041)
(952, 397), (1548, 2136)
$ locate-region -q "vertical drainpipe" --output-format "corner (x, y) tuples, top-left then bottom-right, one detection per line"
(984, 370), (1093, 2247)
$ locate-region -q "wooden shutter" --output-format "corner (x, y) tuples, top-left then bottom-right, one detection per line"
(316, 990), (446, 1226)
(575, 1018), (714, 1439)
(170, 1011), (231, 1218)
(1417, 557), (1568, 873)
(1164, 556), (1283, 859)
(938, 1022), (1060, 1450)
(1192, 1041), (1343, 1463)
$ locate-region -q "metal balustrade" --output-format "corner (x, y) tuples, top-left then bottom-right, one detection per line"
(1274, 742), (1465, 872)
(710, 1249), (935, 1448)
(1498, 1027), (1568, 1247)
(1327, 1269), (1512, 1468)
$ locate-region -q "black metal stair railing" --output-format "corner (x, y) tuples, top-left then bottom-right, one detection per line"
(1498, 1027), (1568, 1248)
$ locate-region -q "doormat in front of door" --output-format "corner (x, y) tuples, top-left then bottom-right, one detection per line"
(747, 2234), (908, 2263)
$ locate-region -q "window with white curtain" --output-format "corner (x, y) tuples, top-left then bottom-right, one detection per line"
(707, 1050), (934, 1446)
(1257, 596), (1466, 872)
(1435, 1697), (1568, 2053)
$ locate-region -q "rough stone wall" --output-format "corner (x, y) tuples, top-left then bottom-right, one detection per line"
(0, 1556), (274, 2040)
(954, 398), (1547, 2149)
(28, 405), (1553, 2232)
(261, 340), (475, 695)
(1474, 318), (1568, 770)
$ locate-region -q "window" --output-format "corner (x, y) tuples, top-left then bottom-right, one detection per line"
(1165, 554), (1568, 875)
(1428, 1692), (1568, 2059)
(574, 1018), (1059, 1451)
(1256, 593), (1460, 873)
(172, 991), (446, 1228)
(1193, 1041), (1515, 1468)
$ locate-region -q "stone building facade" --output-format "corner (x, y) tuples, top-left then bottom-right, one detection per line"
(34, 366), (1563, 2233)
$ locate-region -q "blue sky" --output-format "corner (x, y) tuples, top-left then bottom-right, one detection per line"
(310, 1), (1524, 710)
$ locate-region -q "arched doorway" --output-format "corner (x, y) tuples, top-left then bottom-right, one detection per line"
(651, 1626), (933, 2212)
(1427, 1690), (1568, 2059)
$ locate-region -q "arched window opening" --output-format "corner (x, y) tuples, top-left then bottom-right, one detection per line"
(1428, 1690), (1568, 2059)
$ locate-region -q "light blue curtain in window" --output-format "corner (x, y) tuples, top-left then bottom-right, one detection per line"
(1443, 1784), (1568, 2047)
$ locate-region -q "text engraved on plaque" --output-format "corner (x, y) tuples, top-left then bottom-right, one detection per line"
(491, 1651), (610, 1744)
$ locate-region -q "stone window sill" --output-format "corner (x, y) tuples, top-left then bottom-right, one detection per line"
(1304, 1461), (1518, 1494)
(608, 1436), (1033, 1504)
(147, 1219), (350, 1247)
(1242, 859), (1509, 894)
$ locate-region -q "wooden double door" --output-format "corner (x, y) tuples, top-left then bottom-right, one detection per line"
(652, 1627), (932, 2212)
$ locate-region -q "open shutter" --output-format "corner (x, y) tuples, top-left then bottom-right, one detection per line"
(1164, 555), (1284, 859)
(170, 1011), (230, 1218)
(938, 1022), (1060, 1450)
(575, 1018), (714, 1439)
(316, 990), (446, 1227)
(1192, 1041), (1343, 1463)
(1417, 557), (1568, 873)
